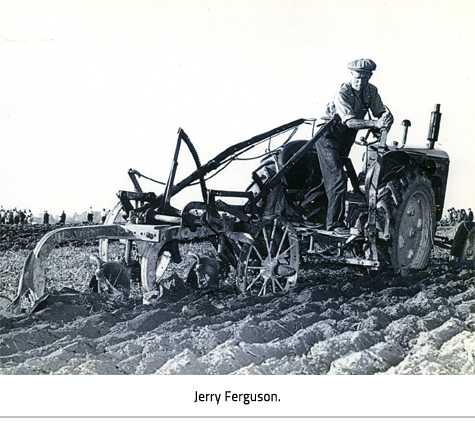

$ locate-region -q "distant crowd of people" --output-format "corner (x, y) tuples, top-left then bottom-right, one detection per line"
(1, 206), (110, 225)
(446, 207), (473, 224)
(0, 207), (63, 225)
(0, 207), (34, 224)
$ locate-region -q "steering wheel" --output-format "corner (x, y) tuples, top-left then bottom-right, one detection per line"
(354, 128), (381, 146)
(354, 107), (393, 146)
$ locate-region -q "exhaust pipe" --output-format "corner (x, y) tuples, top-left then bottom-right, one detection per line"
(427, 103), (442, 149)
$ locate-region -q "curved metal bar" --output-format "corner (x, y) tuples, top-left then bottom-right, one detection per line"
(11, 225), (133, 314)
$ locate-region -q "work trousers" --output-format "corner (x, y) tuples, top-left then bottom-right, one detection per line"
(315, 118), (357, 230)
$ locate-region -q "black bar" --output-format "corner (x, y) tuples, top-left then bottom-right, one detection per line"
(194, 391), (280, 405)
(208, 190), (254, 199)
(164, 118), (306, 201)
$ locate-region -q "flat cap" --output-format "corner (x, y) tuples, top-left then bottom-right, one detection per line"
(347, 58), (377, 72)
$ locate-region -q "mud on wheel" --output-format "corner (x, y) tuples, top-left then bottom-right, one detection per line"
(236, 216), (299, 296)
(377, 171), (436, 271)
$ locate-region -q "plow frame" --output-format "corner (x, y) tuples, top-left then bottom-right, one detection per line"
(11, 118), (322, 313)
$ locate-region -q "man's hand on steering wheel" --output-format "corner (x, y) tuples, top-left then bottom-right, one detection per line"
(355, 128), (380, 146)
(376, 107), (394, 130)
(351, 106), (394, 146)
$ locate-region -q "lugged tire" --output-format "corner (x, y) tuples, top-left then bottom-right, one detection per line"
(246, 156), (278, 209)
(245, 152), (315, 220)
(377, 172), (436, 271)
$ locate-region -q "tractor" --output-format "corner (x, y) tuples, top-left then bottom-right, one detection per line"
(4, 103), (472, 315)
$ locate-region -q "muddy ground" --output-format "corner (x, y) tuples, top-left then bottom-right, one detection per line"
(1, 223), (475, 375)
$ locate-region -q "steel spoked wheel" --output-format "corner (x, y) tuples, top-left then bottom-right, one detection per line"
(237, 216), (299, 296)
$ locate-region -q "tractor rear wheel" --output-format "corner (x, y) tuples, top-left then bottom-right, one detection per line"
(246, 156), (302, 220)
(246, 156), (279, 210)
(378, 173), (436, 271)
(246, 146), (325, 223)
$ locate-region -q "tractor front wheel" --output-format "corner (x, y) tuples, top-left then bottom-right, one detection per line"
(378, 173), (436, 271)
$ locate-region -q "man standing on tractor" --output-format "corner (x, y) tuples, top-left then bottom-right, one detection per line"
(317, 58), (394, 235)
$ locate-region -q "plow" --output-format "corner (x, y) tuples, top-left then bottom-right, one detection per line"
(2, 105), (474, 316)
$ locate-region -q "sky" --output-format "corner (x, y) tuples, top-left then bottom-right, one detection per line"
(0, 0), (474, 218)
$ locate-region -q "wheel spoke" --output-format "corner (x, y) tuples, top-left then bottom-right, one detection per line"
(251, 244), (265, 263)
(276, 225), (289, 257)
(269, 218), (277, 254)
(272, 277), (285, 292)
(258, 279), (267, 296)
(277, 244), (293, 261)
(247, 273), (263, 291)
(262, 227), (271, 257)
